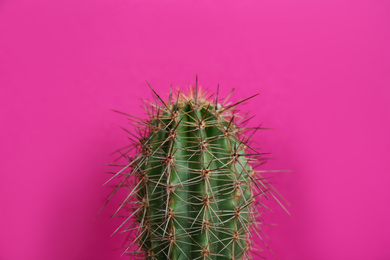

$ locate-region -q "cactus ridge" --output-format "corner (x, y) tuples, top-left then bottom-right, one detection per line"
(106, 80), (283, 260)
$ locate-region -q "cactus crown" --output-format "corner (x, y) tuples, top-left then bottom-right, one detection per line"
(106, 79), (283, 259)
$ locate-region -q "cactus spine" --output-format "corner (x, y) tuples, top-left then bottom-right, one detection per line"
(107, 79), (278, 259)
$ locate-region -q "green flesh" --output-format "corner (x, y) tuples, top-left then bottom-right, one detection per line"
(137, 102), (253, 260)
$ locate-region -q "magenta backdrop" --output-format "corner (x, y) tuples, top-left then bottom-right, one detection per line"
(1, 0), (389, 259)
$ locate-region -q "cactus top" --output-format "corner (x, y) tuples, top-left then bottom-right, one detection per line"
(108, 83), (278, 260)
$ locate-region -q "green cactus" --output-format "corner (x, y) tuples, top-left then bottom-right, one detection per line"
(106, 78), (281, 259)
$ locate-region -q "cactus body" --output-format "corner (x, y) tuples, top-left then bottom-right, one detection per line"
(108, 81), (277, 259)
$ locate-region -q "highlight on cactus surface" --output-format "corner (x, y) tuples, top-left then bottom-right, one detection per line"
(104, 77), (287, 259)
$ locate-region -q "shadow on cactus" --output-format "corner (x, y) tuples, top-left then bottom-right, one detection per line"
(104, 77), (288, 259)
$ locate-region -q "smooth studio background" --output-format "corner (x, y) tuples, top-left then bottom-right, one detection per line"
(1, 1), (389, 259)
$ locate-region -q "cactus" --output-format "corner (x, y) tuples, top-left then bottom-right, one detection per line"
(106, 78), (283, 259)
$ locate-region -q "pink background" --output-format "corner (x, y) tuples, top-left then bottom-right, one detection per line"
(1, 0), (389, 259)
